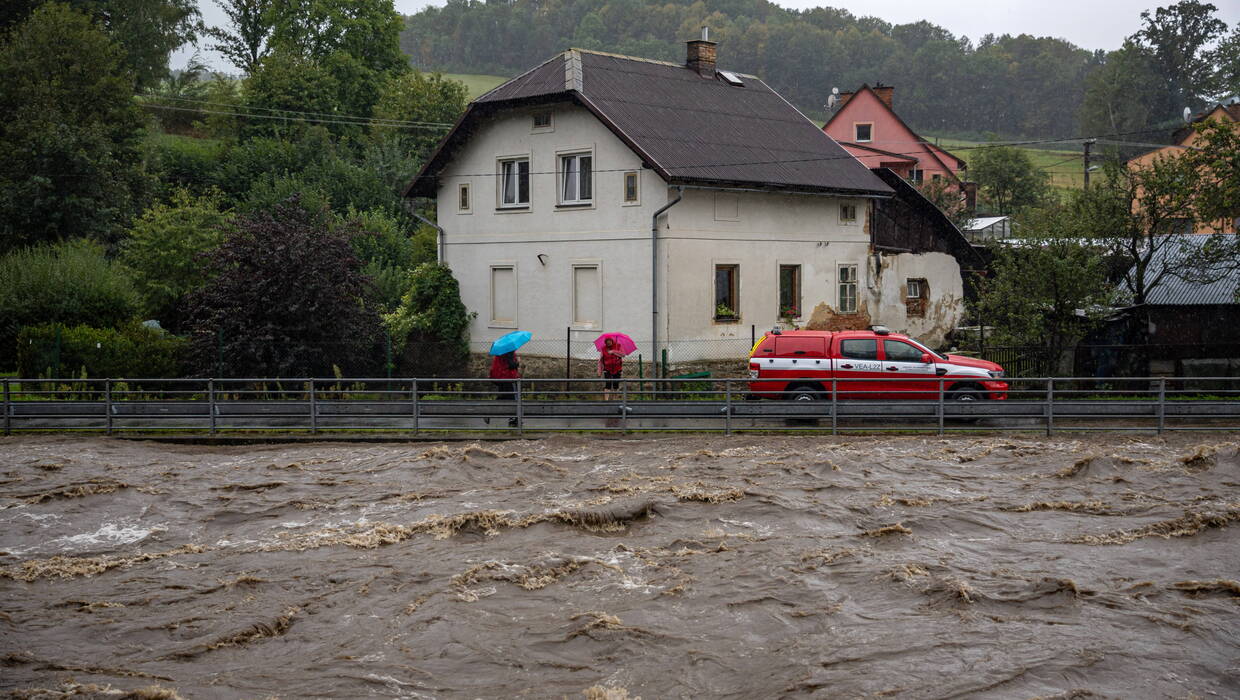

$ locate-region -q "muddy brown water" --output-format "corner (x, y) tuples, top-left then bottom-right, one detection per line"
(1, 435), (1238, 699)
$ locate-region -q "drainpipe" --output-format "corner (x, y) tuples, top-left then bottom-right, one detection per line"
(410, 210), (445, 264)
(651, 186), (684, 372)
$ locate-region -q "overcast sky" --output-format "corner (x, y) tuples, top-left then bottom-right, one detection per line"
(173, 0), (1240, 72)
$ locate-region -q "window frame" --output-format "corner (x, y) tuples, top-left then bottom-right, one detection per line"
(531, 111), (553, 132)
(557, 150), (594, 207)
(838, 264), (858, 314)
(909, 168), (924, 184)
(457, 182), (472, 214)
(714, 263), (740, 320)
(883, 339), (925, 363)
(778, 263), (801, 319)
(854, 122), (873, 142)
(571, 262), (603, 329)
(489, 263), (518, 328)
(622, 170), (640, 205)
(839, 338), (877, 360)
(497, 156), (530, 210)
(839, 202), (858, 225)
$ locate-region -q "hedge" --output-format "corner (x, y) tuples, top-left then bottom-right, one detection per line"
(16, 322), (187, 378)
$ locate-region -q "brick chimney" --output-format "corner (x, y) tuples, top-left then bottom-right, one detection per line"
(873, 84), (894, 109)
(686, 26), (717, 78)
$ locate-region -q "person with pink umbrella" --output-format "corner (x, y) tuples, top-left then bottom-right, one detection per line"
(595, 332), (635, 401)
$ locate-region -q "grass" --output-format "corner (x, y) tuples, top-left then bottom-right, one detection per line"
(439, 73), (508, 101)
(925, 135), (1085, 190)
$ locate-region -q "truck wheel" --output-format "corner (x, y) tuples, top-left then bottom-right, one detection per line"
(949, 386), (982, 402)
(786, 384), (823, 402)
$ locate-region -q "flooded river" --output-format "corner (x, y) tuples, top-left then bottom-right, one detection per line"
(1, 434), (1238, 699)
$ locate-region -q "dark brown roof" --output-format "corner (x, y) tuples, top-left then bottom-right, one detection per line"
(405, 50), (893, 198)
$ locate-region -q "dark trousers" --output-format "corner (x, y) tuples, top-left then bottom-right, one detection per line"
(493, 381), (516, 402)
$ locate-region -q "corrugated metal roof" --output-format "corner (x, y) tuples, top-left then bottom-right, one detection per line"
(1136, 235), (1240, 306)
(965, 216), (1008, 230)
(407, 49), (893, 198)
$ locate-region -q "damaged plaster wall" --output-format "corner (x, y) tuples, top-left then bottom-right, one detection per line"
(869, 251), (964, 348)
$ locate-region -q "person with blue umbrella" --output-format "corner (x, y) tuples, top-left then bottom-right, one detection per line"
(488, 331), (531, 427)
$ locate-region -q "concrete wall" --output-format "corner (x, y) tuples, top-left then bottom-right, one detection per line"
(436, 101), (964, 358)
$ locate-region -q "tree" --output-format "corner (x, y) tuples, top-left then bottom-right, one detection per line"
(1133, 1), (1228, 112)
(203, 0), (275, 75)
(118, 189), (231, 331)
(269, 0), (407, 74)
(969, 145), (1050, 215)
(1078, 42), (1169, 139)
(240, 50), (341, 138)
(0, 3), (151, 251)
(974, 211), (1113, 375)
(384, 263), (473, 378)
(0, 240), (140, 370)
(184, 196), (383, 377)
(369, 70), (467, 163)
(340, 207), (434, 313)
(1, 1), (199, 89)
(915, 178), (971, 229)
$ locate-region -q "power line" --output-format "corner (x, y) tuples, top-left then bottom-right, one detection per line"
(139, 103), (452, 130)
(420, 125), (1185, 182)
(138, 94), (455, 128)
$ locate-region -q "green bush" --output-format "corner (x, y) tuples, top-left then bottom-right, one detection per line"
(0, 240), (140, 370)
(385, 263), (473, 377)
(151, 134), (227, 198)
(16, 322), (187, 378)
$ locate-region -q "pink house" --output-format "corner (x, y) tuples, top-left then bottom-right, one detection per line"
(823, 84), (966, 185)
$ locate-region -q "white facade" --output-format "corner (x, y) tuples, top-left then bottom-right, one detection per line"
(436, 102), (963, 357)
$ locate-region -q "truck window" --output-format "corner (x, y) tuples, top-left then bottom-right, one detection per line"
(839, 338), (877, 360)
(775, 336), (825, 356)
(883, 340), (923, 362)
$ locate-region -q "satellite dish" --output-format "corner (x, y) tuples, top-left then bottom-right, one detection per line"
(1183, 106), (1192, 122)
(826, 86), (840, 110)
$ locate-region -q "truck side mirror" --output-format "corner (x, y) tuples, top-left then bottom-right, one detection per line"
(920, 353), (933, 364)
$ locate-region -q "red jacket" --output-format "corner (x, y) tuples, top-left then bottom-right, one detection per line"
(490, 353), (520, 380)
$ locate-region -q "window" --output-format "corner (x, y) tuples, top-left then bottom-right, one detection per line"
(532, 111), (552, 130)
(778, 264), (800, 318)
(840, 203), (857, 224)
(906, 278), (923, 299)
(559, 153), (592, 205)
(854, 123), (872, 142)
(572, 265), (601, 327)
(457, 183), (471, 213)
(931, 173), (942, 181)
(623, 171), (639, 203)
(839, 338), (877, 360)
(838, 264), (858, 314)
(884, 339), (924, 362)
(1168, 217), (1193, 234)
(490, 266), (516, 326)
(715, 264), (739, 319)
(498, 158), (529, 208)
(909, 169), (924, 183)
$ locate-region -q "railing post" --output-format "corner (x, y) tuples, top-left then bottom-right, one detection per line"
(309, 379), (317, 435)
(724, 379), (732, 436)
(937, 376), (945, 436)
(1157, 376), (1166, 435)
(620, 379), (628, 435)
(105, 378), (113, 436)
(831, 377), (838, 436)
(516, 379), (524, 436)
(1045, 378), (1054, 437)
(2, 378), (9, 436)
(412, 379), (420, 435)
(208, 379), (216, 436)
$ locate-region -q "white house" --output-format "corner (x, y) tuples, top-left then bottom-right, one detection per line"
(405, 35), (971, 359)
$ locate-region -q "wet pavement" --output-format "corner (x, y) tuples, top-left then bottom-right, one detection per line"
(1, 434), (1238, 698)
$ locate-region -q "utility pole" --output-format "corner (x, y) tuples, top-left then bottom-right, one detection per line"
(1083, 138), (1096, 191)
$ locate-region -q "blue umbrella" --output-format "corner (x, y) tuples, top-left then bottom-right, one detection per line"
(489, 330), (532, 356)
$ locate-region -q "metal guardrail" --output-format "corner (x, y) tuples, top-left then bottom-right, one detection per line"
(2, 376), (1239, 436)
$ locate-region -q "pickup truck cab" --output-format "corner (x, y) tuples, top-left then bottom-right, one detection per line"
(748, 327), (1007, 401)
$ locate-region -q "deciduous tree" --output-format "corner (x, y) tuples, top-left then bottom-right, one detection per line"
(184, 196), (384, 377)
(969, 145), (1050, 215)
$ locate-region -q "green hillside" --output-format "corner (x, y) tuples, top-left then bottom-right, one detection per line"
(439, 73), (507, 101)
(930, 137), (1085, 190)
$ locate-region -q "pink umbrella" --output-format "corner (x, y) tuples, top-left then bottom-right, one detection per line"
(594, 332), (637, 356)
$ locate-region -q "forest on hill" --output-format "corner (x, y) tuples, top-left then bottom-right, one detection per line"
(399, 0), (1240, 142)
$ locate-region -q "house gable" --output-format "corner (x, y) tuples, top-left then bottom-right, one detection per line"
(823, 84), (966, 181)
